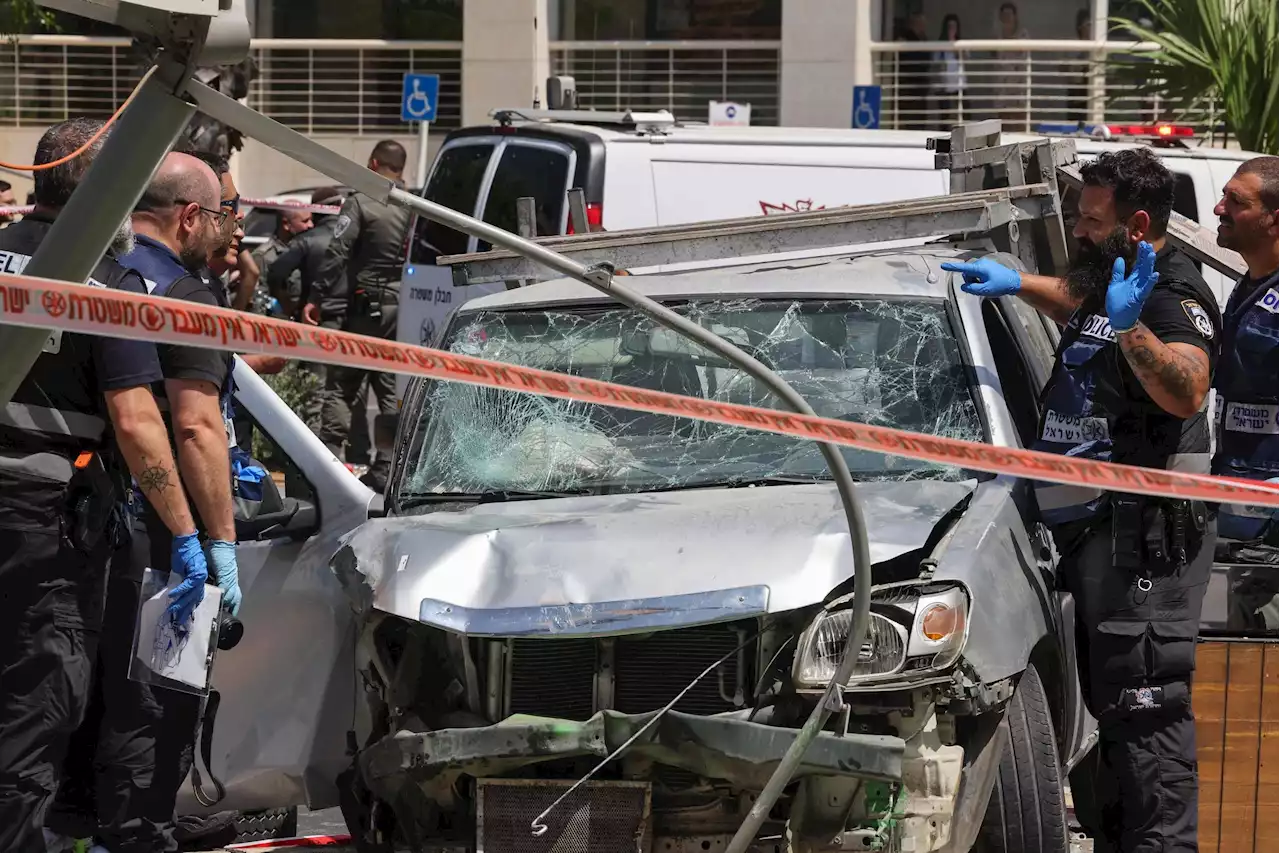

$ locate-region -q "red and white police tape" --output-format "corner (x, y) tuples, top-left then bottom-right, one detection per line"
(0, 269), (1275, 509)
(0, 196), (343, 218)
(227, 835), (351, 850)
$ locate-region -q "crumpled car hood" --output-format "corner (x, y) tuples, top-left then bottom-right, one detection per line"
(334, 481), (974, 631)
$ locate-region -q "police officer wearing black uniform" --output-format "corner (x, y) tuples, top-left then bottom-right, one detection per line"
(0, 118), (208, 853)
(1211, 156), (1279, 631)
(944, 147), (1220, 851)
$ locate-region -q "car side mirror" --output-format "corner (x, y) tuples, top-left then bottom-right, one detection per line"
(243, 497), (319, 542)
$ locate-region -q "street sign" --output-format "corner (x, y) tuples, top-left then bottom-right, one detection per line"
(852, 85), (881, 130)
(401, 73), (440, 123)
(709, 100), (751, 127)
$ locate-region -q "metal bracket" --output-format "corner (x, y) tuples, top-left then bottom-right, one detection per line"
(441, 188), (1043, 286)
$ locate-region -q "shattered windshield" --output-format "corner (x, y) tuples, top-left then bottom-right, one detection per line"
(398, 298), (985, 498)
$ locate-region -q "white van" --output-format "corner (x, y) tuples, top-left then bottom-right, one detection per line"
(396, 115), (1259, 371)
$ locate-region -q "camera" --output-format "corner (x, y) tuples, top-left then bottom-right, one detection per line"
(216, 604), (243, 651)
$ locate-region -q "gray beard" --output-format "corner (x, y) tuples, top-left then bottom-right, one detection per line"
(110, 220), (135, 257)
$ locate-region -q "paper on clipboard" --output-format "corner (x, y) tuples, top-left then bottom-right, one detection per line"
(129, 568), (223, 696)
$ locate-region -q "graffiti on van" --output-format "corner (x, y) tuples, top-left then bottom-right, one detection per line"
(759, 199), (826, 215)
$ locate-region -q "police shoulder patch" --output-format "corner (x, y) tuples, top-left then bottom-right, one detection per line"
(1257, 287), (1280, 315)
(334, 213), (352, 237)
(1181, 299), (1215, 339)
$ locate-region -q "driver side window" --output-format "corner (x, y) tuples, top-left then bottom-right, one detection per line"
(981, 299), (1042, 447)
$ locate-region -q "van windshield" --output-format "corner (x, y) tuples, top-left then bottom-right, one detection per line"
(397, 298), (985, 499)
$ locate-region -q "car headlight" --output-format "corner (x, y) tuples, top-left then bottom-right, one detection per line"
(792, 583), (970, 689)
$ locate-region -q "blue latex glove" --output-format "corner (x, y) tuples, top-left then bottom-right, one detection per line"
(940, 258), (1022, 297)
(231, 457), (267, 484)
(168, 532), (209, 629)
(1106, 241), (1160, 333)
(207, 540), (242, 618)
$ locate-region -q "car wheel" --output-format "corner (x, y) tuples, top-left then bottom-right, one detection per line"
(975, 663), (1069, 853)
(233, 807), (300, 842)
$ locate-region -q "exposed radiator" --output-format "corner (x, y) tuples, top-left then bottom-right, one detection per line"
(506, 621), (756, 721)
(614, 623), (750, 715)
(476, 778), (651, 853)
(508, 638), (596, 721)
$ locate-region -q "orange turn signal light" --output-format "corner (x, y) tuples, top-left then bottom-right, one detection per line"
(920, 603), (964, 642)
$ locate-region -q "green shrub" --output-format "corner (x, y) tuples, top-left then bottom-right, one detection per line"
(255, 362), (321, 466)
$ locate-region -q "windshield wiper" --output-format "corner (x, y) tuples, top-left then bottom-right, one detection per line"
(398, 488), (589, 509)
(725, 475), (831, 488)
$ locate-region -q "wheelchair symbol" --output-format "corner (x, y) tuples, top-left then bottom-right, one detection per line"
(853, 90), (877, 129)
(405, 79), (433, 120)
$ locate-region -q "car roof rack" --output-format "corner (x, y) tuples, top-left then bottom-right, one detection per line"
(490, 107), (677, 133)
(441, 119), (1245, 288)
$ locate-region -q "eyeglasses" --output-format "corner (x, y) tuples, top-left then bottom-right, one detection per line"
(174, 198), (230, 228)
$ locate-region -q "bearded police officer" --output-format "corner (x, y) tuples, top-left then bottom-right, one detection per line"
(0, 118), (208, 853)
(1212, 156), (1279, 631)
(943, 147), (1220, 851)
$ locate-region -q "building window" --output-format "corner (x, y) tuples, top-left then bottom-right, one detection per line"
(558, 0), (780, 40)
(270, 0), (462, 40)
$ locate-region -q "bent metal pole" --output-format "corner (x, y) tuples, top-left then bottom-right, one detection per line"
(180, 78), (875, 842)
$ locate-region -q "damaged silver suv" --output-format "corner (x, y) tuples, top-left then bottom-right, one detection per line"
(330, 247), (1094, 853)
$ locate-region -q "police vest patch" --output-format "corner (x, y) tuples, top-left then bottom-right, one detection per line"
(1080, 314), (1115, 342)
(1182, 299), (1215, 338)
(0, 250), (31, 275)
(1257, 287), (1280, 314)
(334, 213), (352, 238)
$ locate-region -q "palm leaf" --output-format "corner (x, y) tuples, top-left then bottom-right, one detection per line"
(1107, 0), (1278, 153)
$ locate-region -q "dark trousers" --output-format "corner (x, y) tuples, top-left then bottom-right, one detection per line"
(0, 524), (104, 853)
(1061, 518), (1214, 853)
(47, 516), (202, 853)
(320, 304), (398, 473)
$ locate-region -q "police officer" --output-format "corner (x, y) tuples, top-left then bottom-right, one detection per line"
(250, 203), (312, 317)
(268, 186), (341, 322)
(1212, 156), (1278, 631)
(943, 147), (1220, 851)
(265, 186), (353, 440)
(0, 118), (208, 853)
(309, 141), (412, 491)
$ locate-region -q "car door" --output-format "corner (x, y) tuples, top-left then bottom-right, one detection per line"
(982, 296), (1098, 772)
(175, 359), (376, 816)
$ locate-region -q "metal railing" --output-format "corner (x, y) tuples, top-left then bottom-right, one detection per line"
(0, 36), (463, 132)
(870, 39), (1224, 141)
(1, 35), (1221, 140)
(551, 40), (781, 126)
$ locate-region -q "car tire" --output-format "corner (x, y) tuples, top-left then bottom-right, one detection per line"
(975, 663), (1069, 853)
(233, 807), (300, 843)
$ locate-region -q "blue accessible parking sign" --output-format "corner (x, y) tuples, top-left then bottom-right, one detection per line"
(852, 85), (881, 130)
(401, 73), (440, 123)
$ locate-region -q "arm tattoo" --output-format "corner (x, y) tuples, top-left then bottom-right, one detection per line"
(1120, 326), (1206, 399)
(138, 460), (174, 494)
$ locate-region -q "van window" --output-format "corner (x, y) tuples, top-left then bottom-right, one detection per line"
(1171, 172), (1198, 223)
(409, 143), (494, 265)
(477, 143), (572, 250)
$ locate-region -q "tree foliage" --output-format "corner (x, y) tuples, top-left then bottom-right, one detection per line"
(0, 0), (58, 33)
(1109, 0), (1278, 154)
